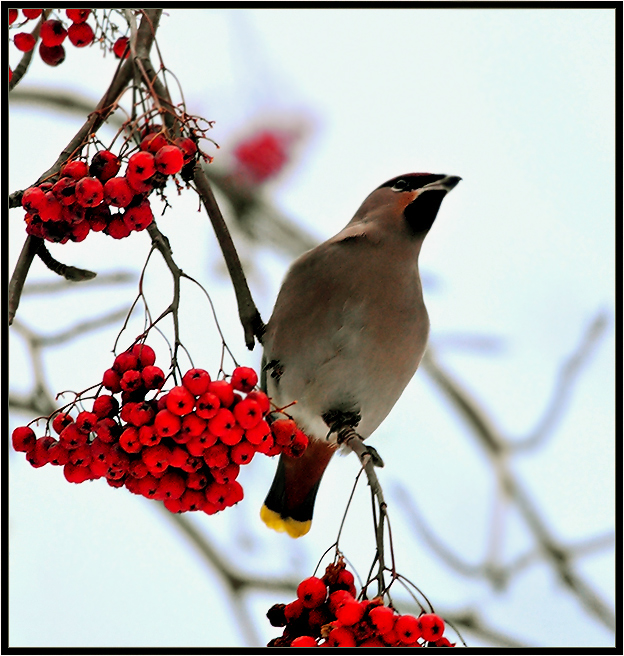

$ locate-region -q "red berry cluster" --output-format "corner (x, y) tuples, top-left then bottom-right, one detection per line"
(266, 560), (454, 648)
(12, 346), (307, 515)
(21, 130), (197, 243)
(232, 129), (292, 185)
(10, 9), (98, 70)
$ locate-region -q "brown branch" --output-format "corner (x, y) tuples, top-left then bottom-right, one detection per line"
(37, 243), (97, 282)
(8, 236), (41, 325)
(21, 271), (135, 295)
(194, 164), (266, 350)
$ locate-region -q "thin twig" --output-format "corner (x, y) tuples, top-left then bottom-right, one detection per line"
(37, 243), (97, 282)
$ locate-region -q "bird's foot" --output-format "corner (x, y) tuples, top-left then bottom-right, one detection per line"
(323, 410), (384, 468)
(364, 445), (384, 468)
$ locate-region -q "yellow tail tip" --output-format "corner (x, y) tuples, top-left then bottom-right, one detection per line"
(260, 505), (311, 538)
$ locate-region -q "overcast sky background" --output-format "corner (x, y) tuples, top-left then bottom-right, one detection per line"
(9, 8), (616, 648)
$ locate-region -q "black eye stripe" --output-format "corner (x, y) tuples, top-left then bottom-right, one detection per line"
(379, 173), (445, 192)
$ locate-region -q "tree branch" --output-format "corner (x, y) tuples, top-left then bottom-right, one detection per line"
(194, 164), (266, 350)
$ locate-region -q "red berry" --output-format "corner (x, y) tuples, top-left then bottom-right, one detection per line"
(246, 390), (270, 415)
(90, 150), (121, 182)
(157, 470), (186, 500)
(233, 130), (289, 184)
(290, 636), (317, 647)
(128, 402), (155, 427)
(182, 368), (211, 396)
(131, 343), (156, 367)
(75, 176), (103, 207)
(61, 160), (89, 180)
(14, 32), (36, 52)
(336, 600), (366, 626)
(113, 351), (139, 373)
(418, 613), (445, 642)
(140, 132), (168, 153)
(297, 576), (327, 609)
(120, 369), (143, 392)
(104, 176), (134, 207)
(66, 8), (90, 23)
(127, 151), (155, 181)
(154, 409), (181, 437)
(68, 22), (93, 47)
(40, 191), (62, 221)
(102, 368), (122, 393)
(38, 42), (65, 66)
(154, 145), (184, 175)
(282, 430), (309, 458)
(40, 19), (67, 47)
(142, 365), (165, 390)
(180, 413), (208, 439)
(125, 172), (152, 194)
(59, 423), (87, 449)
(395, 614), (421, 644)
(137, 474), (160, 498)
(68, 443), (92, 467)
(230, 440), (255, 465)
(47, 441), (70, 466)
(64, 461), (92, 483)
(23, 9), (43, 20)
(328, 589), (354, 614)
(52, 177), (77, 205)
(94, 418), (119, 444)
(21, 186), (48, 214)
(86, 204), (110, 231)
(165, 385), (194, 416)
(233, 398), (262, 430)
(368, 605), (396, 634)
(138, 425), (160, 447)
(326, 626), (357, 648)
(106, 215), (131, 239)
(432, 637), (455, 647)
(175, 136), (198, 162)
(92, 395), (119, 419)
(12, 426), (36, 452)
(203, 443), (230, 470)
(208, 380), (235, 408)
(207, 408), (236, 439)
(26, 437), (53, 468)
(9, 9), (18, 24)
(230, 366), (258, 393)
(112, 36), (129, 59)
(52, 412), (74, 435)
(254, 432), (277, 455)
(284, 598), (304, 622)
(142, 444), (171, 474)
(211, 462), (239, 484)
(218, 424), (244, 446)
(75, 411), (97, 434)
(271, 418), (297, 446)
(123, 201), (153, 231)
(195, 392), (220, 420)
(244, 419), (270, 445)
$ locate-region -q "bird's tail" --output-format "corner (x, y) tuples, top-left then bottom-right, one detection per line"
(261, 438), (336, 538)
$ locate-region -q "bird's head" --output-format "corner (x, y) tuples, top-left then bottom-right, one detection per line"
(355, 173), (461, 236)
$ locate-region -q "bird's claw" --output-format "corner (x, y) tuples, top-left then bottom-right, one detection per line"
(364, 445), (384, 468)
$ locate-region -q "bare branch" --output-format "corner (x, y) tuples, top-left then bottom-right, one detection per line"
(194, 165), (266, 350)
(22, 271), (135, 295)
(37, 242), (97, 282)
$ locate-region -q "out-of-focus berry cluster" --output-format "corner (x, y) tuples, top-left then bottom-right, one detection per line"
(266, 559), (455, 647)
(20, 128), (199, 244)
(12, 345), (308, 514)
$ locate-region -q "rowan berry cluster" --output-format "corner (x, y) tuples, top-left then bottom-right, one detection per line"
(266, 559), (454, 648)
(9, 8), (131, 77)
(232, 129), (292, 185)
(21, 129), (198, 244)
(12, 345), (308, 514)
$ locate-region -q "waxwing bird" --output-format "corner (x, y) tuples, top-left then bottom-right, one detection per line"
(261, 173), (461, 537)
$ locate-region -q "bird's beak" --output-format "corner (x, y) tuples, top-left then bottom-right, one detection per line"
(420, 175), (462, 194)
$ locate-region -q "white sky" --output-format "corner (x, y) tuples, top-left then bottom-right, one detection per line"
(9, 8), (615, 648)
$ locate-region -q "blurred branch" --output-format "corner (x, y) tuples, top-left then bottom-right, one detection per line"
(421, 344), (615, 632)
(21, 271), (136, 295)
(511, 311), (610, 451)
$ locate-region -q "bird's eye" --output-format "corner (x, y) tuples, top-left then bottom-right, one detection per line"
(392, 179), (408, 191)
